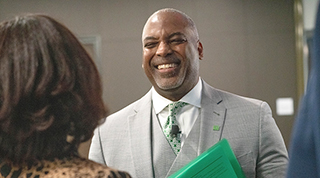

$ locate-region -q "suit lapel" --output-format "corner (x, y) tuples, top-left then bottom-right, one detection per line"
(128, 91), (154, 178)
(199, 80), (227, 152)
(167, 80), (227, 176)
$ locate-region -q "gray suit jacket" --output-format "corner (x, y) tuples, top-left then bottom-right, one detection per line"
(89, 80), (288, 178)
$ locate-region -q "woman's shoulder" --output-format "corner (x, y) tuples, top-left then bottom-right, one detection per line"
(0, 156), (131, 178)
(65, 157), (132, 178)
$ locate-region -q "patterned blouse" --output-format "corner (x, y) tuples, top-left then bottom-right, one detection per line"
(0, 156), (132, 178)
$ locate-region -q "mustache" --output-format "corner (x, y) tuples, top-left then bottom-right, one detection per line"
(153, 56), (180, 64)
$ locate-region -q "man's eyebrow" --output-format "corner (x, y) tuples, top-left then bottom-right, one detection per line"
(143, 36), (157, 42)
(168, 32), (186, 39)
(143, 32), (186, 42)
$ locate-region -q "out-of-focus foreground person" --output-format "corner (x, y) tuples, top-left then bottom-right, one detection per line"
(0, 14), (131, 178)
(286, 2), (320, 178)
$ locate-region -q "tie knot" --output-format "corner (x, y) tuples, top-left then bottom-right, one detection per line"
(168, 102), (188, 116)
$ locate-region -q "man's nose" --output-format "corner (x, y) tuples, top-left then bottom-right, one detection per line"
(156, 41), (172, 57)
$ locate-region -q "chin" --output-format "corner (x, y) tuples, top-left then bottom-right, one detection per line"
(156, 81), (182, 91)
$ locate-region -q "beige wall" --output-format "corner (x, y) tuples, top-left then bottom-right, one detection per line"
(0, 0), (297, 157)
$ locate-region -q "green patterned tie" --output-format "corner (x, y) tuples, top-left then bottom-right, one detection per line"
(163, 102), (188, 155)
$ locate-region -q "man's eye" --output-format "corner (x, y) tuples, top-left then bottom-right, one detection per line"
(144, 42), (157, 48)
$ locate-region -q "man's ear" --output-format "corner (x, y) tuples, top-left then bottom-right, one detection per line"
(197, 41), (203, 60)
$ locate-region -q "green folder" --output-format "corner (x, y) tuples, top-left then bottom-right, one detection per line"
(169, 139), (246, 178)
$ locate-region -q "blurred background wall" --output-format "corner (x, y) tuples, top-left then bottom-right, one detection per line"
(0, 0), (314, 157)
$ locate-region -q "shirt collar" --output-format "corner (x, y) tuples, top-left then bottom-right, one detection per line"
(152, 77), (202, 114)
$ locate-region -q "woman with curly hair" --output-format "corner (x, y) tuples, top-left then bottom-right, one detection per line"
(0, 14), (131, 178)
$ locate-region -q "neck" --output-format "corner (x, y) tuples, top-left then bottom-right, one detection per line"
(156, 83), (197, 101)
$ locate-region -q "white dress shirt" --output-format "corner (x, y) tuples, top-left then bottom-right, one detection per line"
(152, 77), (202, 146)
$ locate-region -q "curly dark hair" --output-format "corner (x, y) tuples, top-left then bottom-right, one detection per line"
(0, 14), (107, 165)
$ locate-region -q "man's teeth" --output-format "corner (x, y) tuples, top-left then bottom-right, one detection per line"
(158, 63), (176, 69)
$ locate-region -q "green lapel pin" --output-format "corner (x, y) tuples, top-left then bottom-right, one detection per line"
(213, 125), (220, 131)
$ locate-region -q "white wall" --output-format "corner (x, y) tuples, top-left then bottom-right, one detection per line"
(303, 0), (319, 30)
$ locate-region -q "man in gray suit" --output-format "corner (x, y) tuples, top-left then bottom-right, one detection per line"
(89, 8), (288, 178)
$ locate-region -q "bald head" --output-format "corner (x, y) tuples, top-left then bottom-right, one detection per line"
(142, 8), (199, 42)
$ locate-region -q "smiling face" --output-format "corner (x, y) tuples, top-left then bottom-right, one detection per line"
(142, 9), (203, 101)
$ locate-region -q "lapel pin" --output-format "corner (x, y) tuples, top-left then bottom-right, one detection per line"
(213, 125), (220, 131)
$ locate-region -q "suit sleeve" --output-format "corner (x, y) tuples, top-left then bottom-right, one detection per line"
(88, 126), (106, 165)
(256, 102), (288, 178)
